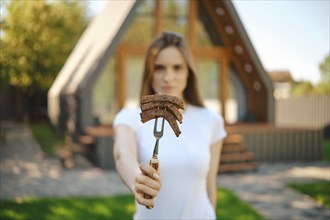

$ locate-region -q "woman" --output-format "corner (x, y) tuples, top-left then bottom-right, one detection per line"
(113, 32), (226, 219)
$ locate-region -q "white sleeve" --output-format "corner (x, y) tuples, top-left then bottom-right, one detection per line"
(211, 111), (227, 144)
(113, 107), (139, 131)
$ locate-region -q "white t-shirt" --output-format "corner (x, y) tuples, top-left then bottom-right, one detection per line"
(113, 104), (227, 219)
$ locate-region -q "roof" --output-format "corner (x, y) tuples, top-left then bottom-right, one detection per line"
(48, 0), (275, 130)
(221, 1), (275, 122)
(48, 0), (139, 126)
(268, 71), (294, 83)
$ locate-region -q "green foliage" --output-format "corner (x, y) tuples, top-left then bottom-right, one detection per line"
(319, 54), (330, 82)
(291, 81), (315, 96)
(29, 122), (65, 156)
(289, 53), (329, 96)
(314, 53), (330, 94)
(314, 81), (330, 95)
(0, 0), (88, 94)
(288, 181), (330, 209)
(0, 188), (264, 220)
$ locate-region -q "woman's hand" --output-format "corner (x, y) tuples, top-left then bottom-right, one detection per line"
(134, 163), (162, 207)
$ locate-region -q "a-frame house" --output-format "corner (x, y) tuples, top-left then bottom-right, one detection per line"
(48, 0), (275, 169)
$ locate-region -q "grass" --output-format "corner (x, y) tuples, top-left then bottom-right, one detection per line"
(0, 195), (135, 220)
(27, 123), (329, 217)
(29, 122), (65, 156)
(216, 188), (265, 220)
(288, 181), (330, 209)
(0, 188), (265, 220)
(323, 139), (330, 162)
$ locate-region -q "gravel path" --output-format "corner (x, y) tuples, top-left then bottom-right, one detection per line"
(1, 122), (329, 220)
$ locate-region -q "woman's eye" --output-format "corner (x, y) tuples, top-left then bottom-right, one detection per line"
(174, 65), (182, 71)
(155, 65), (164, 71)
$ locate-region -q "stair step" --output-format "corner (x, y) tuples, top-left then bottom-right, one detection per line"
(79, 135), (94, 145)
(72, 143), (88, 153)
(219, 133), (259, 173)
(56, 148), (73, 159)
(223, 134), (244, 145)
(222, 143), (247, 153)
(218, 162), (259, 173)
(221, 152), (255, 163)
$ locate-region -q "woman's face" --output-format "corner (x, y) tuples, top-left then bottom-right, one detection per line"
(152, 46), (189, 99)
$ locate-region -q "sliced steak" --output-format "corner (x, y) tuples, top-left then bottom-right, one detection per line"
(140, 108), (181, 137)
(140, 102), (183, 123)
(141, 94), (184, 110)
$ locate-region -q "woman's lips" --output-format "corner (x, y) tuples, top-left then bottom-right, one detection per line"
(162, 86), (174, 92)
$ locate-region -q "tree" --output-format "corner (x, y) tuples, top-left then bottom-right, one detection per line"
(315, 53), (330, 94)
(0, 0), (88, 94)
(319, 53), (330, 82)
(291, 81), (315, 96)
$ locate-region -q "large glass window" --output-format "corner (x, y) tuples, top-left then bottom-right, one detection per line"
(92, 58), (117, 125)
(162, 0), (188, 37)
(125, 56), (144, 108)
(99, 0), (233, 122)
(196, 19), (213, 46)
(121, 0), (155, 44)
(196, 59), (220, 113)
(226, 79), (238, 124)
(197, 1), (224, 47)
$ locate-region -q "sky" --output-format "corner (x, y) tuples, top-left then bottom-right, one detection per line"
(88, 0), (330, 84)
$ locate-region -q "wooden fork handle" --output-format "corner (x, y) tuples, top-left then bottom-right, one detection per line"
(144, 157), (159, 209)
(149, 157), (159, 172)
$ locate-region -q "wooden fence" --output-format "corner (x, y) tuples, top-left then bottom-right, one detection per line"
(227, 125), (323, 162)
(275, 95), (330, 128)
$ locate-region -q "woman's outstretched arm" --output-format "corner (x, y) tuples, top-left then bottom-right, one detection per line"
(113, 124), (161, 207)
(207, 140), (223, 208)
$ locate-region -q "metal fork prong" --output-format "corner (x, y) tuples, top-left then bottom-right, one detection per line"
(153, 117), (158, 135)
(153, 117), (165, 139)
(160, 117), (165, 137)
(152, 117), (165, 158)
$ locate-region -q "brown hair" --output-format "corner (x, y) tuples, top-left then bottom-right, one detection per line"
(140, 32), (204, 107)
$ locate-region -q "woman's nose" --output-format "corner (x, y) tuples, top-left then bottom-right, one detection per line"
(164, 68), (174, 82)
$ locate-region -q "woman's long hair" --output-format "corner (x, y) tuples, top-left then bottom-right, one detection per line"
(140, 31), (204, 107)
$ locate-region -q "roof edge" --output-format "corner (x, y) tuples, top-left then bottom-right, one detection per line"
(224, 1), (275, 122)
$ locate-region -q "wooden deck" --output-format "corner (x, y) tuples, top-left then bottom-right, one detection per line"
(68, 123), (323, 171)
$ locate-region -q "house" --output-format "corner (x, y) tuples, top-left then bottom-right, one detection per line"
(268, 70), (294, 99)
(52, 1), (327, 169)
(48, 0), (274, 131)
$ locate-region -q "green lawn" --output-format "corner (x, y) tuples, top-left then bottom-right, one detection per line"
(288, 181), (330, 209)
(323, 139), (330, 162)
(0, 188), (265, 220)
(29, 122), (65, 156)
(216, 188), (265, 220)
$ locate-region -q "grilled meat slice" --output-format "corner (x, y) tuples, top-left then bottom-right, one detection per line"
(140, 102), (183, 123)
(140, 108), (181, 137)
(141, 94), (184, 110)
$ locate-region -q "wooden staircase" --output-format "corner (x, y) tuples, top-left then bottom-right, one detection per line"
(218, 134), (258, 173)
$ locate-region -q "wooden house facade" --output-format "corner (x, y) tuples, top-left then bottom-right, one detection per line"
(48, 0), (277, 170)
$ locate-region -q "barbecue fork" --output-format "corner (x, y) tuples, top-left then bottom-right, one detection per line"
(144, 117), (165, 209)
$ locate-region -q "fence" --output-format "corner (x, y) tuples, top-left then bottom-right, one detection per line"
(275, 95), (330, 128)
(227, 125), (323, 162)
